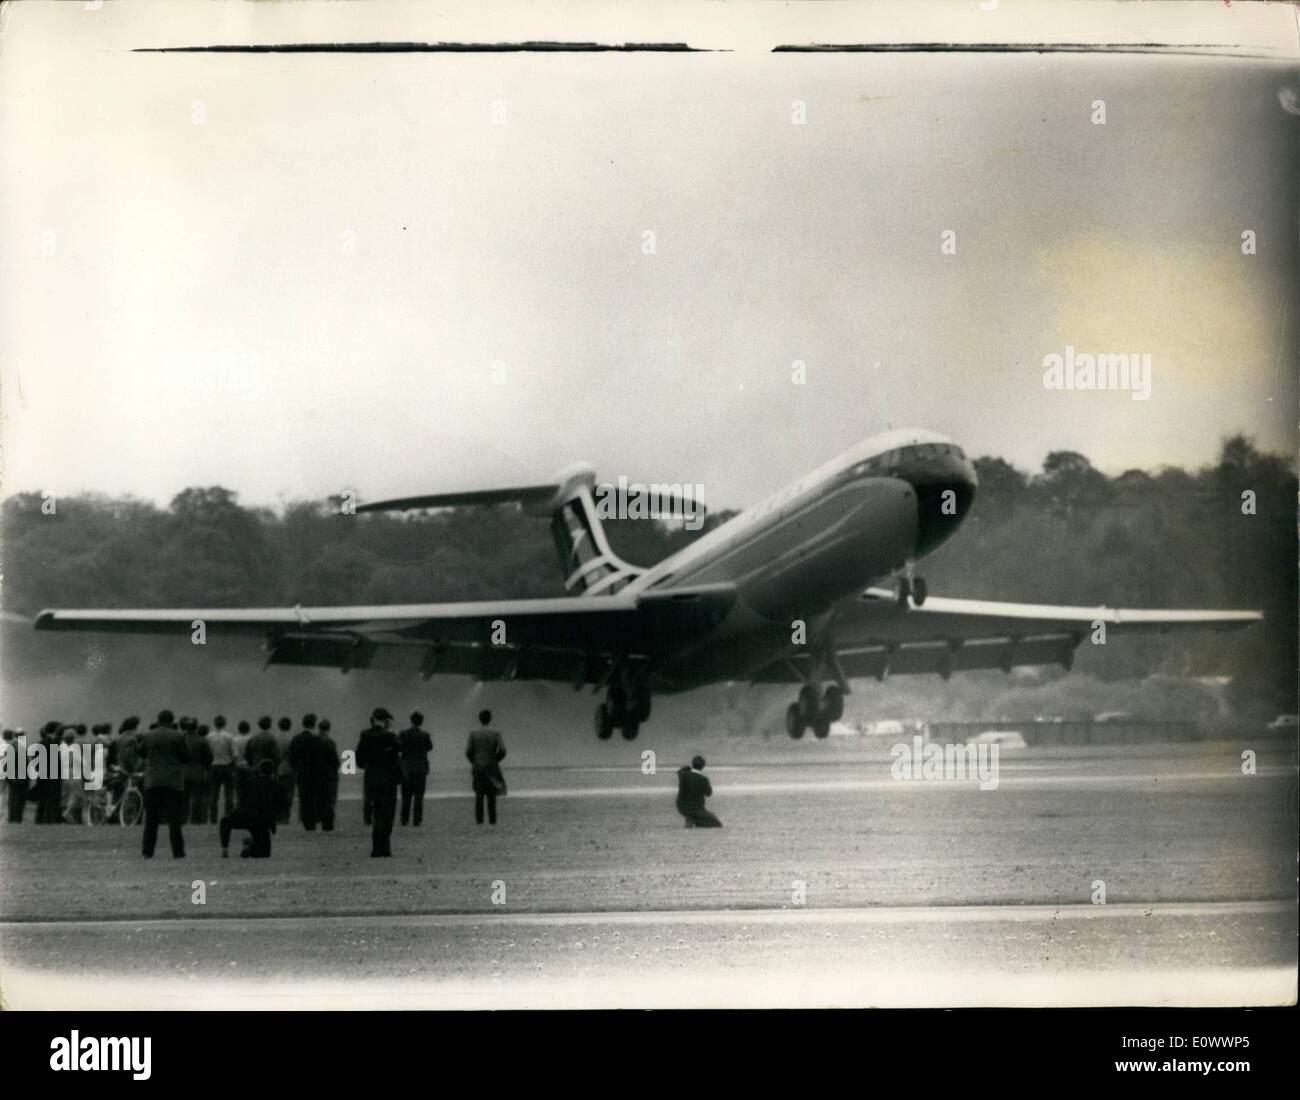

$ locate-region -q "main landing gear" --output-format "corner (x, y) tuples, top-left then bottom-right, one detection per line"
(595, 682), (652, 741)
(785, 683), (844, 740)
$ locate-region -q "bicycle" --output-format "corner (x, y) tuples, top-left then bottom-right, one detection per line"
(84, 767), (144, 827)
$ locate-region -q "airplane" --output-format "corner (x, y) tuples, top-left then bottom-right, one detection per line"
(33, 428), (1262, 741)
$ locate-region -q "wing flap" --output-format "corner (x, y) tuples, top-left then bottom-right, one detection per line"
(261, 632), (592, 680)
(754, 633), (1079, 684)
(753, 590), (1261, 684)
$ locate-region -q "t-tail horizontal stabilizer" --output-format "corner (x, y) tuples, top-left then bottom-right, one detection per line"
(358, 463), (654, 596)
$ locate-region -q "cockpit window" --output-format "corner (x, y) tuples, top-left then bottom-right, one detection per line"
(852, 443), (968, 475)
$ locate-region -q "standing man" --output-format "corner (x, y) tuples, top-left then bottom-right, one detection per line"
(398, 711), (433, 827)
(231, 719), (253, 760)
(60, 725), (88, 824)
(92, 722), (113, 759)
(114, 716), (142, 775)
(356, 707), (402, 857)
(360, 716), (377, 827)
(244, 716), (279, 814)
(183, 723), (214, 824)
(140, 710), (189, 858)
(207, 715), (237, 823)
(2, 729), (25, 823)
(675, 755), (722, 828)
(231, 720), (253, 807)
(288, 714), (324, 831)
(275, 717), (296, 825)
(36, 724), (64, 824)
(244, 716), (279, 770)
(87, 724), (113, 821)
(465, 710), (507, 826)
(317, 719), (340, 831)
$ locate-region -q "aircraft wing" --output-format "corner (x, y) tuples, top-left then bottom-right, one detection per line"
(32, 584), (738, 681)
(754, 588), (1262, 683)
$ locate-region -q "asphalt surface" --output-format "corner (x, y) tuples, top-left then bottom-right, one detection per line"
(1, 743), (1295, 1007)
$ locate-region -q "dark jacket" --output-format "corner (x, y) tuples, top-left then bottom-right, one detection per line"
(317, 735), (341, 790)
(398, 727), (433, 778)
(241, 765), (283, 820)
(287, 731), (317, 775)
(675, 767), (712, 816)
(116, 733), (143, 773)
(244, 730), (280, 769)
(140, 725), (190, 791)
(356, 726), (404, 787)
(465, 728), (506, 796)
(183, 731), (213, 783)
(275, 730), (295, 780)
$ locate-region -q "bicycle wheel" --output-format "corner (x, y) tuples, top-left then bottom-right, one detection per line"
(119, 787), (144, 827)
(85, 796), (108, 826)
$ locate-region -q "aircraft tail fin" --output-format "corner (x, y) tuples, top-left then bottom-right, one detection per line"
(357, 463), (643, 596)
(545, 465), (645, 596)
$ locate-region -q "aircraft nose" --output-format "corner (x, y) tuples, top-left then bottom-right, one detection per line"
(905, 448), (978, 555)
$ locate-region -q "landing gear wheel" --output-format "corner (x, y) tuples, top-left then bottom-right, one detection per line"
(797, 683), (820, 722)
(811, 717), (832, 740)
(595, 702), (615, 741)
(620, 719), (640, 741)
(822, 685), (845, 722)
(785, 702), (807, 740)
(912, 577), (928, 606)
(897, 576), (912, 608)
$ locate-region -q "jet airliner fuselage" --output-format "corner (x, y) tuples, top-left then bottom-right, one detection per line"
(627, 429), (977, 695)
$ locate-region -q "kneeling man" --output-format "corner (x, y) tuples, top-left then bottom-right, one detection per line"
(219, 758), (281, 858)
(676, 755), (721, 828)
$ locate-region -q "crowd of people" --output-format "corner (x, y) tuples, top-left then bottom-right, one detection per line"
(1, 719), (115, 826)
(3, 704), (724, 847)
(1, 707), (517, 858)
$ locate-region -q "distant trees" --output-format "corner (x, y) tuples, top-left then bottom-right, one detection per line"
(925, 435), (1296, 706)
(3, 436), (1295, 706)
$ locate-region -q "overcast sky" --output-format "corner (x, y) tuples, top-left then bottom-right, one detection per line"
(2, 2), (1296, 512)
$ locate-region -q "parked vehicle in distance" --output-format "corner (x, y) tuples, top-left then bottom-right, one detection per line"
(966, 730), (1027, 748)
(863, 719), (907, 738)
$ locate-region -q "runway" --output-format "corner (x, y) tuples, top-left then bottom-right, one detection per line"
(1, 742), (1295, 1007)
(2, 901), (1294, 1008)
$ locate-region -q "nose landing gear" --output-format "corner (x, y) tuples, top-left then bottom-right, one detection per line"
(785, 683), (844, 740)
(896, 562), (928, 607)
